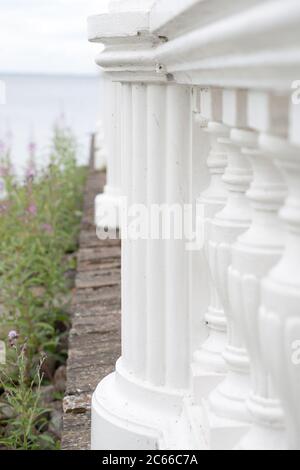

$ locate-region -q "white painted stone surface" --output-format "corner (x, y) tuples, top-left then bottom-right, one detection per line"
(88, 0), (300, 450)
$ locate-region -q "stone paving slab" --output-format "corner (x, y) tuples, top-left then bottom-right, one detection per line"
(74, 286), (121, 308)
(61, 163), (121, 450)
(62, 413), (91, 451)
(75, 268), (121, 290)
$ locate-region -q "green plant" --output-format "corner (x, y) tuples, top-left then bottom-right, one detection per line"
(0, 125), (87, 449)
(0, 342), (55, 450)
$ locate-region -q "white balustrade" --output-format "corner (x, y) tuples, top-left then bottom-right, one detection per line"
(88, 0), (300, 450)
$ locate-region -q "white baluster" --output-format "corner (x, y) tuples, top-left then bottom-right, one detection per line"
(189, 86), (210, 367)
(207, 89), (253, 450)
(232, 92), (289, 450)
(259, 127), (300, 450)
(230, 131), (287, 450)
(192, 88), (229, 399)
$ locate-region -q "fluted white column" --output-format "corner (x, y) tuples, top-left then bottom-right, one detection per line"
(192, 88), (229, 400)
(121, 82), (133, 370)
(259, 122), (300, 450)
(146, 84), (167, 386)
(165, 84), (192, 389)
(122, 81), (192, 389)
(95, 79), (123, 230)
(92, 80), (194, 449)
(130, 82), (148, 379)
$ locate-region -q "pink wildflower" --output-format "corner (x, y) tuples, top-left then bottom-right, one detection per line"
(28, 141), (36, 156)
(8, 330), (19, 347)
(25, 159), (36, 181)
(26, 167), (35, 180)
(27, 203), (37, 215)
(26, 141), (37, 181)
(41, 223), (53, 234)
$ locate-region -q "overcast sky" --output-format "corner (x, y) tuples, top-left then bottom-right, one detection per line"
(0, 0), (110, 76)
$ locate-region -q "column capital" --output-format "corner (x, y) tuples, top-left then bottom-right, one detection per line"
(88, 1), (168, 83)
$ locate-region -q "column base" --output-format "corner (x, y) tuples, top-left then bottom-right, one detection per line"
(208, 360), (251, 424)
(236, 423), (287, 451)
(236, 394), (287, 450)
(201, 399), (250, 450)
(91, 359), (185, 450)
(191, 361), (225, 404)
(92, 358), (272, 450)
(95, 187), (122, 230)
(162, 397), (208, 450)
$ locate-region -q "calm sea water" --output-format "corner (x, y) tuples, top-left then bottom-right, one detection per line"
(0, 74), (101, 178)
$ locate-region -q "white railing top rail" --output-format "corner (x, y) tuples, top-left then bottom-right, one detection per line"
(88, 0), (300, 91)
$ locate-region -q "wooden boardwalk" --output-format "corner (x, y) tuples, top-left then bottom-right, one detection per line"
(61, 165), (121, 450)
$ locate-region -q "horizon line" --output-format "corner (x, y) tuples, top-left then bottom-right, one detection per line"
(0, 71), (99, 79)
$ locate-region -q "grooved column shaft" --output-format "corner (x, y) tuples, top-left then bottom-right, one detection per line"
(121, 82), (133, 368)
(146, 84), (167, 386)
(131, 83), (148, 379)
(165, 85), (192, 389)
